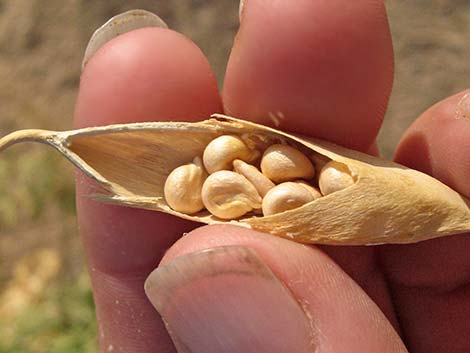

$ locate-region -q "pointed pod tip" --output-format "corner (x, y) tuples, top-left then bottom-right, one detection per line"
(0, 129), (58, 153)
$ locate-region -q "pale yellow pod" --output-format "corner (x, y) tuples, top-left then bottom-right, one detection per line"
(1, 115), (469, 245)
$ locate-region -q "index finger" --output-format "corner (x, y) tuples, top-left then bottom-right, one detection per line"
(74, 19), (221, 352)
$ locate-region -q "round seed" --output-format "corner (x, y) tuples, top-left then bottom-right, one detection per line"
(318, 161), (355, 195)
(202, 170), (262, 219)
(261, 144), (315, 183)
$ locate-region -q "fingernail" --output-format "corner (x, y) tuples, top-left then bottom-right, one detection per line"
(455, 91), (470, 120)
(145, 246), (314, 353)
(82, 9), (168, 70)
(239, 0), (246, 22)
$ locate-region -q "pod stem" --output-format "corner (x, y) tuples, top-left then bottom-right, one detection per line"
(0, 129), (56, 152)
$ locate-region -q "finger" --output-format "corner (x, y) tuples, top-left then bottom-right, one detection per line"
(394, 90), (470, 197)
(380, 90), (470, 353)
(75, 16), (222, 352)
(223, 0), (398, 328)
(224, 0), (394, 151)
(145, 225), (408, 353)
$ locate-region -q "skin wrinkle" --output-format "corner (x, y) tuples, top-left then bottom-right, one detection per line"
(319, 246), (397, 326)
(380, 236), (470, 291)
(390, 285), (470, 353)
(391, 269), (470, 295)
(92, 269), (175, 352)
(283, 252), (325, 351)
(258, 253), (318, 353)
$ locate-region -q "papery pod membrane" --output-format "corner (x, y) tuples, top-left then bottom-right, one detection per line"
(1, 115), (469, 245)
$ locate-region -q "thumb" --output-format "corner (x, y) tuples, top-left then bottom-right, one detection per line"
(145, 225), (407, 353)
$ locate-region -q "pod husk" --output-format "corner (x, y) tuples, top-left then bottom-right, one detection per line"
(1, 115), (469, 245)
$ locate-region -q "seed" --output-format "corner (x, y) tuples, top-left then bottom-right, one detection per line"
(261, 144), (315, 183)
(262, 181), (321, 216)
(318, 161), (354, 195)
(203, 135), (258, 174)
(201, 170), (262, 219)
(164, 157), (207, 214)
(233, 159), (275, 197)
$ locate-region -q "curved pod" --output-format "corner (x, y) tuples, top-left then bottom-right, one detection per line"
(1, 115), (469, 245)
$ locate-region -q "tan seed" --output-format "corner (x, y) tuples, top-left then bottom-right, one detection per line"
(233, 159), (275, 197)
(164, 157), (207, 214)
(202, 170), (262, 219)
(318, 161), (354, 195)
(262, 181), (321, 216)
(261, 144), (315, 183)
(203, 135), (258, 174)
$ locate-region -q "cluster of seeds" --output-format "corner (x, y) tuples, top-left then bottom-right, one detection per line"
(163, 135), (354, 219)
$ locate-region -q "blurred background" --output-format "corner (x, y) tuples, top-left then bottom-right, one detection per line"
(0, 0), (468, 351)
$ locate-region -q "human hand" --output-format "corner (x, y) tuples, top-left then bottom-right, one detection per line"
(75, 2), (470, 353)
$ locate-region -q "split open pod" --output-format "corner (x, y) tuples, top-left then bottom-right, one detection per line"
(1, 115), (469, 245)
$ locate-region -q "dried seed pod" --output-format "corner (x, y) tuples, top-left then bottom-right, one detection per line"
(201, 170), (262, 219)
(1, 115), (469, 245)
